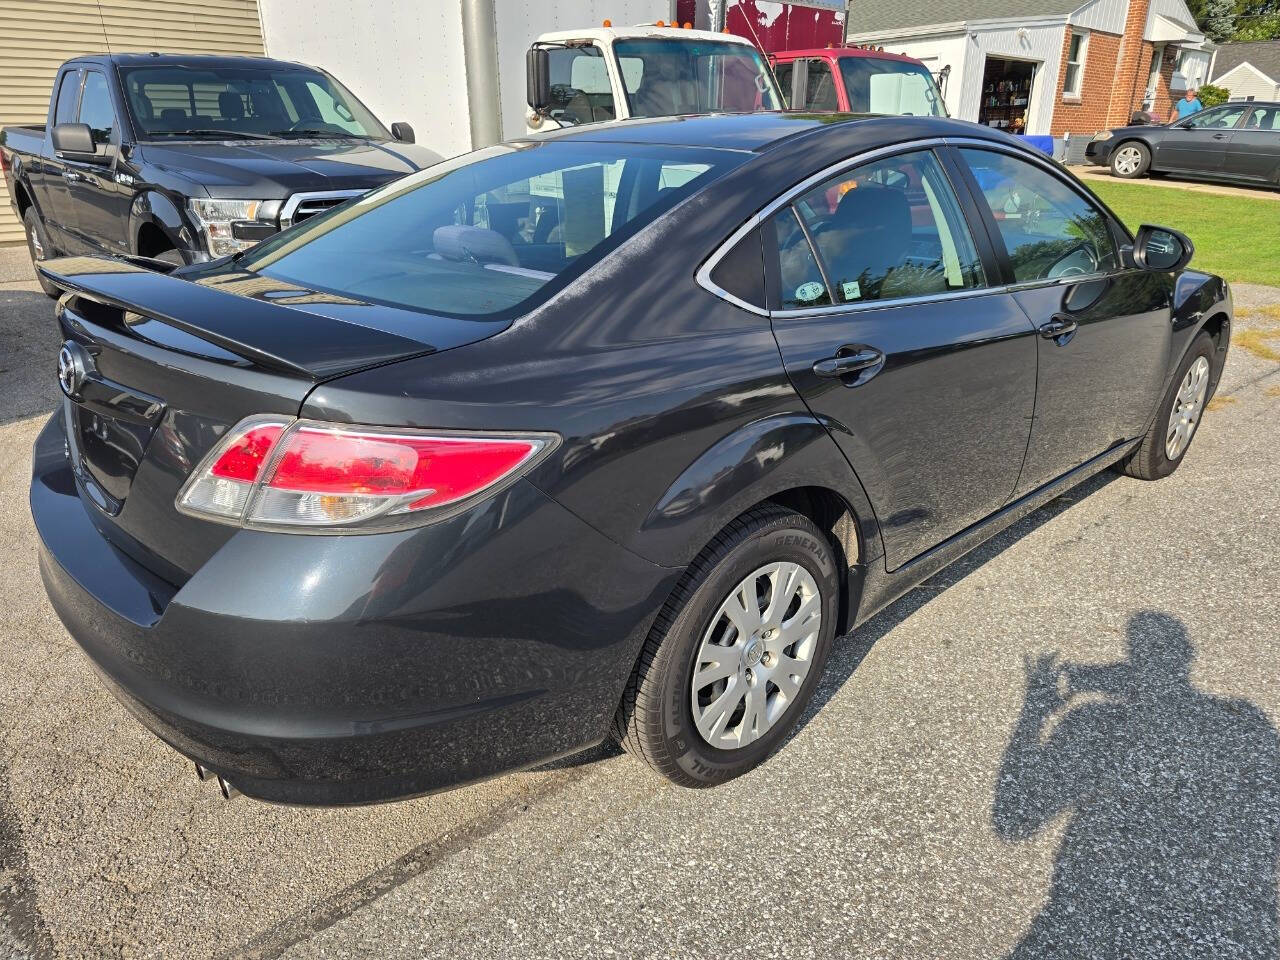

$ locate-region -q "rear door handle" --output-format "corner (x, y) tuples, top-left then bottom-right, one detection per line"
(1212, 132), (1229, 140)
(812, 347), (883, 378)
(1039, 315), (1078, 340)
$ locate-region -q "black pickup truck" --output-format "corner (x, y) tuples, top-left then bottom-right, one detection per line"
(2, 53), (441, 296)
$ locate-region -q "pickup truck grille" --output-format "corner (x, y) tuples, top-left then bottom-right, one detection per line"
(279, 189), (366, 229)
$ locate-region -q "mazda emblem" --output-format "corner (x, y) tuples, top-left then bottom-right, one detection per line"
(57, 342), (86, 398)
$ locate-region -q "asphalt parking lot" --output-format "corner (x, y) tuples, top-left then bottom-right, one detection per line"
(1, 246), (1278, 959)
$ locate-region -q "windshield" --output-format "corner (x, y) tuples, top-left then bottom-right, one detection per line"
(119, 64), (390, 140)
(236, 141), (743, 317)
(838, 58), (946, 117)
(614, 38), (783, 117)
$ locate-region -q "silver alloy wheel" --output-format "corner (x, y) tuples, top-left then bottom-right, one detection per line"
(691, 561), (821, 750)
(1113, 146), (1143, 176)
(1166, 355), (1211, 460)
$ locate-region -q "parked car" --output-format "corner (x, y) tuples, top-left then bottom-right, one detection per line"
(32, 113), (1231, 805)
(1087, 101), (1280, 184)
(770, 45), (947, 117)
(1, 53), (440, 296)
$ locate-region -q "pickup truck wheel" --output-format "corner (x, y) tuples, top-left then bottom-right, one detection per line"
(614, 505), (839, 787)
(22, 209), (60, 298)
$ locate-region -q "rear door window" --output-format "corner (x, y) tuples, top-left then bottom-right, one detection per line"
(786, 150), (985, 304)
(768, 207), (831, 309)
(239, 142), (742, 317)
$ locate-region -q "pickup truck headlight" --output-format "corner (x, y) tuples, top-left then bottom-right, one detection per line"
(188, 199), (282, 258)
(1091, 130), (1114, 142)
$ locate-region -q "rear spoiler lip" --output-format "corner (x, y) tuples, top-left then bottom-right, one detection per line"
(37, 256), (441, 381)
(43, 264), (316, 379)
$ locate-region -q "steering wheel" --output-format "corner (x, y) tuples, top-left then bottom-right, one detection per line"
(1046, 243), (1099, 279)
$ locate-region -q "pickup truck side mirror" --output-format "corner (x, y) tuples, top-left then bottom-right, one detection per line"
(390, 122), (415, 144)
(1133, 224), (1194, 271)
(527, 47), (551, 113)
(51, 122), (103, 161)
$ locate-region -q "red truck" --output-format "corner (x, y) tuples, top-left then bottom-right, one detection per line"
(769, 46), (947, 117)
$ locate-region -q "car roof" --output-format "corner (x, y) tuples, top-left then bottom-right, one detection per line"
(536, 25), (755, 46)
(525, 112), (1010, 153)
(67, 53), (315, 71)
(773, 47), (925, 64)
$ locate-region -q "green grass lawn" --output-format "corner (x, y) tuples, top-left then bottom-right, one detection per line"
(1086, 179), (1280, 287)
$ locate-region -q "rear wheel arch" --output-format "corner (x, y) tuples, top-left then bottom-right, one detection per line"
(13, 180), (34, 220)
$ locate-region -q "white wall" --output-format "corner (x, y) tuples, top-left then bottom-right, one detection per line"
(259, 0), (472, 157)
(856, 19), (1064, 135)
(1070, 0), (1130, 36)
(960, 22), (1066, 135)
(492, 0), (670, 143)
(1216, 63), (1280, 101)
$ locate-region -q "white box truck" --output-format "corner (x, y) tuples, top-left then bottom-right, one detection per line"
(259, 0), (781, 159)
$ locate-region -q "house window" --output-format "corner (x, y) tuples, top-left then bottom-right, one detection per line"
(1064, 31), (1088, 97)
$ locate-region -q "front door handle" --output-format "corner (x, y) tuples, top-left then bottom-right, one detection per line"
(1039, 315), (1078, 341)
(1211, 132), (1229, 140)
(812, 346), (883, 378)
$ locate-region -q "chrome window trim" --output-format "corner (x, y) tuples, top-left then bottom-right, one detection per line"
(696, 138), (952, 318)
(279, 189), (367, 229)
(770, 283), (1011, 319)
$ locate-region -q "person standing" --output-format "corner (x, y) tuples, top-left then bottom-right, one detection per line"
(1171, 88), (1203, 122)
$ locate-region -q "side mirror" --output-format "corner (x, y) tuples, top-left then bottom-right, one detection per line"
(1133, 224), (1193, 271)
(527, 47), (551, 113)
(51, 122), (104, 161)
(390, 121), (415, 144)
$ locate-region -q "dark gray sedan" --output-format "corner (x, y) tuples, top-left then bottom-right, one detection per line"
(1086, 101), (1280, 186)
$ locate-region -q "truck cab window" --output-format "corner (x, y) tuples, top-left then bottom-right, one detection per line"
(78, 71), (118, 148)
(546, 46), (615, 125)
(803, 61), (838, 112)
(54, 70), (81, 125)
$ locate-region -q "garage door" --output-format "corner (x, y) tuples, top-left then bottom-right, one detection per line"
(0, 0), (264, 246)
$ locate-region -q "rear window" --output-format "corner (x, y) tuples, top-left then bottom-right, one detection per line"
(238, 141), (743, 317)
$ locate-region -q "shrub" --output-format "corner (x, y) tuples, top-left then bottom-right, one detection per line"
(1198, 83), (1230, 108)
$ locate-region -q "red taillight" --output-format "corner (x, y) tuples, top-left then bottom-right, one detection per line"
(177, 418), (555, 531)
(209, 424), (284, 482)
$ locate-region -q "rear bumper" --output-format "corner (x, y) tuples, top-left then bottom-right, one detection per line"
(32, 414), (678, 805)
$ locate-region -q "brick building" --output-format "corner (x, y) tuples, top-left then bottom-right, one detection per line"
(847, 0), (1211, 138)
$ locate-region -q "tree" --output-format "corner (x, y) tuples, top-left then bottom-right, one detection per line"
(1198, 83), (1230, 107)
(1203, 0), (1238, 40)
(1231, 12), (1280, 39)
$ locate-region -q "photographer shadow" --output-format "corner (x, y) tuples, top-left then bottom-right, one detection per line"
(994, 611), (1280, 958)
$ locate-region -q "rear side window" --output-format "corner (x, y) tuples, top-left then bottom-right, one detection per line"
(788, 150), (984, 304)
(769, 208), (830, 309)
(54, 70), (81, 125)
(708, 228), (765, 310)
(239, 142), (743, 317)
(960, 148), (1117, 283)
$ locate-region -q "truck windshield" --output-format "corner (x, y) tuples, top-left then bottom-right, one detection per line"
(838, 58), (946, 117)
(118, 65), (391, 140)
(614, 39), (783, 117)
(236, 141), (743, 317)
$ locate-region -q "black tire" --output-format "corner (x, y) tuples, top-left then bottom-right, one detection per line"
(1110, 141), (1151, 179)
(614, 504), (839, 787)
(22, 208), (61, 298)
(1118, 332), (1216, 480)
